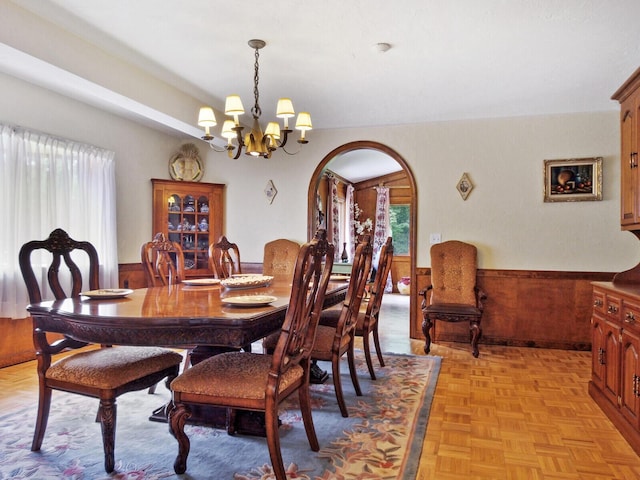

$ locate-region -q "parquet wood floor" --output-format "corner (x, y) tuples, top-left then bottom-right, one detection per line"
(2, 294), (640, 479)
(376, 295), (640, 480)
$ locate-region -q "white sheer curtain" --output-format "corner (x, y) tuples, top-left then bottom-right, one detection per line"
(327, 175), (341, 261)
(0, 124), (119, 318)
(346, 184), (356, 261)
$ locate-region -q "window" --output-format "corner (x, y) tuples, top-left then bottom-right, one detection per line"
(0, 124), (118, 318)
(389, 204), (410, 255)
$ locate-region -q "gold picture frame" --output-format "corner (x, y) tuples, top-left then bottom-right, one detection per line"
(544, 157), (602, 202)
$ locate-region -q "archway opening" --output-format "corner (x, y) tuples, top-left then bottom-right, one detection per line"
(307, 140), (419, 339)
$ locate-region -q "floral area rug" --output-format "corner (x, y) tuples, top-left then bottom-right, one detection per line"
(0, 353), (440, 480)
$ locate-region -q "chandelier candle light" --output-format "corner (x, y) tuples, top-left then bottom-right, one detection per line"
(197, 39), (312, 159)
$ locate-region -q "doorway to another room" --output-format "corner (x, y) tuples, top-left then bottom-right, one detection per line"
(307, 140), (418, 341)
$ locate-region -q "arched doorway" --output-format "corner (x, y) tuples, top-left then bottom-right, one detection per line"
(307, 140), (418, 338)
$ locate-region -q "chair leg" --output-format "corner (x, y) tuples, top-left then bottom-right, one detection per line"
(422, 315), (434, 354)
(168, 402), (192, 474)
(362, 328), (377, 380)
(298, 381), (319, 451)
(331, 355), (349, 417)
(347, 340), (362, 397)
(31, 385), (52, 451)
(470, 317), (482, 358)
(265, 399), (286, 480)
(372, 320), (386, 368)
(98, 398), (117, 473)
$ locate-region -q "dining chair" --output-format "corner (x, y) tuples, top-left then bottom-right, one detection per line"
(141, 232), (194, 371)
(168, 230), (334, 479)
(208, 235), (241, 278)
(262, 238), (300, 278)
(19, 228), (183, 474)
(309, 235), (373, 417)
(141, 232), (186, 286)
(419, 240), (487, 357)
(354, 236), (394, 380)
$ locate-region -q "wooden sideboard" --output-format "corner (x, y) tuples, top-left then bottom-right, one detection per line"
(589, 282), (640, 455)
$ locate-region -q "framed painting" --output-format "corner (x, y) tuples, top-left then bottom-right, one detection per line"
(543, 157), (603, 202)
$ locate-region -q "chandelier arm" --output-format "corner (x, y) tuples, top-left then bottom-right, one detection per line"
(207, 142), (227, 153)
(229, 143), (242, 160)
(281, 144), (301, 155)
(276, 129), (292, 149)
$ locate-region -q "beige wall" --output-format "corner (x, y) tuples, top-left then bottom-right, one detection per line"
(1, 1), (637, 272)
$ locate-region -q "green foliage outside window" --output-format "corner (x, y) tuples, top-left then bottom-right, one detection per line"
(389, 204), (409, 255)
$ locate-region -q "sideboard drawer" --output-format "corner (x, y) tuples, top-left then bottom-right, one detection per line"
(593, 289), (606, 315)
(605, 293), (621, 321)
(622, 299), (640, 334)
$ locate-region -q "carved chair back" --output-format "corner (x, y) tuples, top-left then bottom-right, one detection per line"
(141, 232), (185, 287)
(208, 235), (241, 279)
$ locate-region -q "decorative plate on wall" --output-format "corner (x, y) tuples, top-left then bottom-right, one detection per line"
(264, 179), (277, 203)
(169, 143), (204, 181)
(456, 172), (474, 200)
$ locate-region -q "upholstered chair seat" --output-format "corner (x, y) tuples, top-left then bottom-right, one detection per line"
(171, 352), (303, 401)
(47, 347), (182, 388)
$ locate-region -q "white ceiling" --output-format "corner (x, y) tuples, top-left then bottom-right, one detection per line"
(7, 0), (640, 181)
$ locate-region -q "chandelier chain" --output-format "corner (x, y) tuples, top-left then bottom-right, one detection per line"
(252, 47), (262, 119)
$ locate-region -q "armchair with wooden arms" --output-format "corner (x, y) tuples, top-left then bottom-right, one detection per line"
(19, 228), (182, 473)
(168, 230), (334, 479)
(208, 235), (241, 279)
(419, 240), (487, 357)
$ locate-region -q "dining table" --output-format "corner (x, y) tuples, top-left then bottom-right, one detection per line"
(26, 275), (349, 435)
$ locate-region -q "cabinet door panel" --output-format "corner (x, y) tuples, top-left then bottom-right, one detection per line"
(591, 313), (606, 390)
(621, 328), (640, 428)
(620, 97), (637, 225)
(603, 320), (621, 406)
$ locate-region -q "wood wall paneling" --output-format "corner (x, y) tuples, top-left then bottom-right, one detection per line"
(413, 268), (614, 350)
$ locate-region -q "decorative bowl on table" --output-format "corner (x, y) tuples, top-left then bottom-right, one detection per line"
(220, 275), (274, 289)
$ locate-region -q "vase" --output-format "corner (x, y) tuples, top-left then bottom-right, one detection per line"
(341, 242), (348, 263)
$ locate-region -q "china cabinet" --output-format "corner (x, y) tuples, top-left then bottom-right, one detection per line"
(613, 67), (640, 231)
(151, 179), (224, 277)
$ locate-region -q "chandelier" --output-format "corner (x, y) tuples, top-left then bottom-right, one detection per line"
(197, 39), (312, 159)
